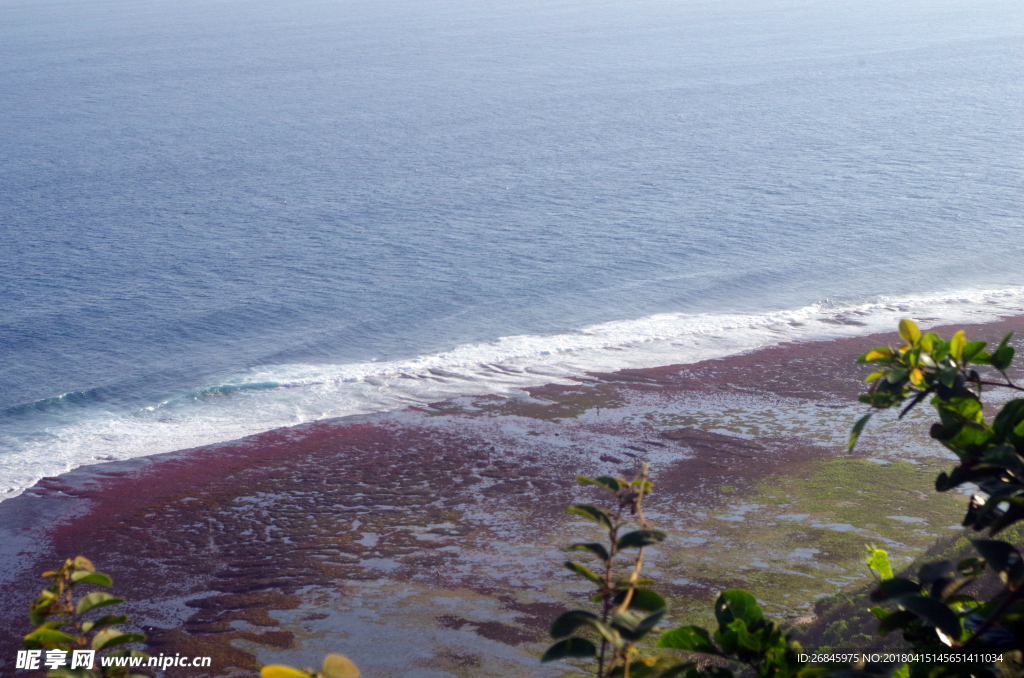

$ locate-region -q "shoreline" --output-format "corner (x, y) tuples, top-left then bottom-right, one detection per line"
(5, 287), (1024, 503)
(3, 316), (1024, 676)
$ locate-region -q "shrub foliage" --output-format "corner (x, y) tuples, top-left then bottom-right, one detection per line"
(22, 556), (147, 678)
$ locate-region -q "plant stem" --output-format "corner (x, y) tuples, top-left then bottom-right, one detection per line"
(977, 379), (1024, 392)
(615, 548), (644, 615)
(961, 582), (1024, 651)
(598, 518), (619, 678)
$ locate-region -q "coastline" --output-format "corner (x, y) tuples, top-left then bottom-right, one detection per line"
(3, 315), (1024, 676)
(6, 286), (1024, 503)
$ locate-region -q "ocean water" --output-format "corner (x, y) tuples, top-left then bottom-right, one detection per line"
(1, 0), (1022, 499)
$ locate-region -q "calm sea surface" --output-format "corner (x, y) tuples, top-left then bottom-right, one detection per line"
(1, 0), (1022, 497)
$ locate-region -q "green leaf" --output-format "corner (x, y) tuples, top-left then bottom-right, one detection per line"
(918, 560), (953, 584)
(870, 578), (922, 602)
(957, 557), (985, 577)
(24, 627), (80, 647)
(564, 561), (603, 585)
(611, 608), (665, 641)
(886, 368), (909, 384)
(565, 504), (614, 531)
(592, 620), (622, 647)
(893, 595), (961, 639)
(634, 610), (667, 641)
(848, 413), (872, 452)
(991, 334), (1016, 371)
(867, 548), (894, 581)
(899, 319), (921, 346)
(993, 346), (1015, 371)
(566, 542), (610, 562)
(938, 367), (958, 388)
(76, 592), (124, 616)
(951, 423), (992, 448)
(971, 349), (993, 364)
(29, 599), (58, 627)
(986, 498), (1024, 535)
(994, 400), (1024, 438)
(609, 659), (697, 678)
(891, 664), (911, 678)
(594, 476), (623, 491)
(610, 610), (641, 635)
(943, 397), (984, 424)
(70, 571), (112, 587)
(90, 629), (145, 651)
(963, 340), (988, 362)
(541, 637), (597, 662)
(713, 589), (763, 630)
(552, 616), (621, 648)
(576, 475), (622, 492)
(551, 610), (600, 638)
(869, 605), (890, 619)
(613, 587), (666, 613)
(978, 445), (1024, 475)
(944, 594), (981, 610)
(973, 539), (1024, 586)
(725, 618), (762, 653)
(877, 610), (917, 636)
(616, 530), (667, 549)
(656, 625), (720, 654)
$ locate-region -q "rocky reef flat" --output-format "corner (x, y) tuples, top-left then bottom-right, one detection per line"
(5, 317), (1023, 677)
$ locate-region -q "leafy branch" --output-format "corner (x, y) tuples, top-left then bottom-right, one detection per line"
(846, 320), (1024, 676)
(543, 463), (693, 678)
(23, 556), (147, 678)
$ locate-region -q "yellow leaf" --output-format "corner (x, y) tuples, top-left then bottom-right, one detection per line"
(322, 654), (360, 678)
(910, 368), (924, 386)
(864, 370), (886, 383)
(951, 330), (966, 361)
(898, 319), (920, 345)
(261, 666), (312, 678)
(73, 556), (95, 572)
(864, 349), (891, 362)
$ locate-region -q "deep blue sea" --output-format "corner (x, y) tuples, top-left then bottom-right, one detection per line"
(1, 0), (1022, 498)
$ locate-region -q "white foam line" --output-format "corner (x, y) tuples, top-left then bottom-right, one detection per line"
(2, 285), (1023, 501)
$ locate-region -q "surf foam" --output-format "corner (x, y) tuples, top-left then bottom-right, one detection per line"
(3, 285), (1023, 501)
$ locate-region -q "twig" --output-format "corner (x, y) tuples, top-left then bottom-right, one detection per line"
(960, 583), (1024, 652)
(977, 379), (1024, 392)
(899, 389), (932, 419)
